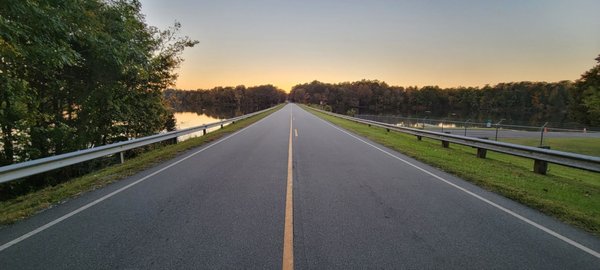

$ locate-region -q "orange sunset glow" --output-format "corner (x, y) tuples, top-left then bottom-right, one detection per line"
(140, 0), (600, 92)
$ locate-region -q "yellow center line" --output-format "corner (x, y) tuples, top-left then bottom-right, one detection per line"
(282, 108), (294, 270)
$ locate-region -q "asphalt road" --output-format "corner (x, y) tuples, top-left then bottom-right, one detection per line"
(0, 104), (599, 269)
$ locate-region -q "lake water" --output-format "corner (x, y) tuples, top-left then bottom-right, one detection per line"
(173, 112), (229, 141)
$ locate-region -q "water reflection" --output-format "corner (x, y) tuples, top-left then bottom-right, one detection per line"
(172, 106), (253, 142)
(177, 105), (248, 119)
(395, 122), (458, 129)
(174, 112), (226, 142)
(358, 108), (576, 129)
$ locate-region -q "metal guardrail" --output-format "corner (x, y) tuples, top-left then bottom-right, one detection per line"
(308, 107), (600, 174)
(357, 114), (600, 133)
(0, 106), (278, 184)
(357, 114), (600, 146)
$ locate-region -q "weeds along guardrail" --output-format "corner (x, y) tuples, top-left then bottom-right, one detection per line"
(0, 106), (279, 184)
(308, 107), (600, 175)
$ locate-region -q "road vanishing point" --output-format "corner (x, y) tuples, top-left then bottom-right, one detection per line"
(0, 104), (598, 269)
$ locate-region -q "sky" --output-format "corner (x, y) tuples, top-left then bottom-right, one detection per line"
(139, 0), (600, 92)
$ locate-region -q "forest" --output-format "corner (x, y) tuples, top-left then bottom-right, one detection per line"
(289, 55), (600, 127)
(0, 0), (199, 167)
(0, 0), (200, 198)
(163, 85), (287, 118)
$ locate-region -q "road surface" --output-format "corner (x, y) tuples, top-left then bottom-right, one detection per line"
(0, 104), (598, 269)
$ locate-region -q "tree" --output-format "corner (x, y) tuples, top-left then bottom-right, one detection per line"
(288, 79), (577, 125)
(570, 55), (600, 126)
(163, 85), (287, 115)
(0, 0), (197, 163)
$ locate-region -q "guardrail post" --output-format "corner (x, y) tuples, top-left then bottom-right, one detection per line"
(441, 119), (445, 133)
(534, 146), (551, 174)
(221, 124), (224, 129)
(539, 122), (548, 147)
(476, 137), (489, 158)
(494, 119), (505, 141)
(477, 148), (487, 158)
(441, 131), (451, 148)
(534, 160), (548, 175)
(203, 128), (207, 135)
(416, 135), (422, 141)
(442, 140), (449, 148)
(119, 152), (125, 164)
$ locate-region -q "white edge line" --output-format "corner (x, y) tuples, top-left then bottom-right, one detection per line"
(0, 108), (280, 252)
(307, 108), (600, 259)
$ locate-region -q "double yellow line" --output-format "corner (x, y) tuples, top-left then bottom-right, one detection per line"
(282, 108), (294, 270)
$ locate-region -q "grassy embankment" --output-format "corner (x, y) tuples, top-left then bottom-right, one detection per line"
(0, 105), (283, 225)
(304, 105), (600, 235)
(501, 137), (600, 157)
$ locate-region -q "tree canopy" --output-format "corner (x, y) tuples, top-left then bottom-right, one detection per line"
(288, 55), (599, 127)
(164, 85), (287, 118)
(570, 55), (600, 126)
(0, 0), (197, 166)
(289, 80), (573, 124)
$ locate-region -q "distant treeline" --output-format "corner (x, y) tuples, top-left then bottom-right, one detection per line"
(289, 55), (600, 126)
(290, 80), (572, 123)
(164, 85), (288, 115)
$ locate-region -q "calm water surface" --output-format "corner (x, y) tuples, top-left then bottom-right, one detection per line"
(173, 112), (228, 141)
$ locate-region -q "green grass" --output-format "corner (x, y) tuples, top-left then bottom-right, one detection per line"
(303, 105), (600, 235)
(0, 105), (283, 225)
(501, 137), (600, 157)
